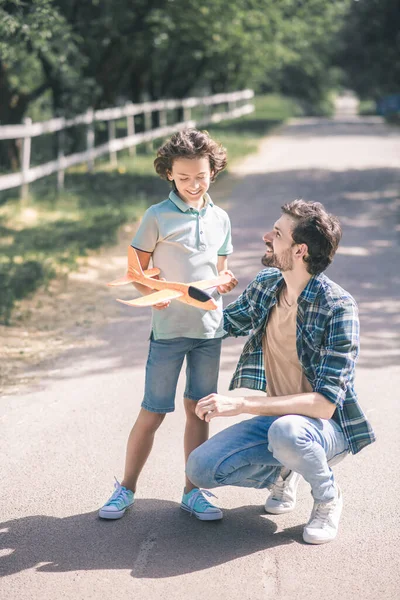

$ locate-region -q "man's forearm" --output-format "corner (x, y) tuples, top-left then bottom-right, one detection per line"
(242, 392), (336, 420)
(196, 391), (337, 422)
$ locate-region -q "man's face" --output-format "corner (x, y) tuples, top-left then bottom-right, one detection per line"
(262, 214), (297, 271)
(167, 157), (212, 204)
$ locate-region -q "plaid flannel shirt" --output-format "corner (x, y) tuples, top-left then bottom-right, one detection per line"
(224, 268), (376, 455)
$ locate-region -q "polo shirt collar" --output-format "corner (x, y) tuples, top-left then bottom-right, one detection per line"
(168, 190), (213, 213)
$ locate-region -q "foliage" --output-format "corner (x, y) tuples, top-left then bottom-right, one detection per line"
(1, 0), (354, 133)
(338, 0), (400, 99)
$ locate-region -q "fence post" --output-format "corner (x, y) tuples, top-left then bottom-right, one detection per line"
(57, 127), (65, 193)
(126, 104), (136, 157)
(86, 108), (95, 172)
(183, 105), (191, 123)
(20, 117), (32, 202)
(159, 108), (167, 128)
(144, 110), (152, 153)
(108, 119), (117, 167)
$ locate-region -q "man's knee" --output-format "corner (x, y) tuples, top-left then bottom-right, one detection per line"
(268, 415), (310, 456)
(186, 444), (217, 489)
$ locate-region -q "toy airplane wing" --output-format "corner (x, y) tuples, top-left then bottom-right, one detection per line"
(190, 273), (232, 290)
(117, 289), (183, 307)
(108, 267), (160, 287)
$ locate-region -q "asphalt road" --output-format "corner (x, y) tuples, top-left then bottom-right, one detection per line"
(1, 115), (400, 600)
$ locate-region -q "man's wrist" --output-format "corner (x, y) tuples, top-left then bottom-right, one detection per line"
(237, 396), (247, 413)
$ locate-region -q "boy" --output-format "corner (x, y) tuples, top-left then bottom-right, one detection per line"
(99, 129), (238, 521)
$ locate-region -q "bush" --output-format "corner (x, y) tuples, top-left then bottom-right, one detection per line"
(0, 260), (49, 325)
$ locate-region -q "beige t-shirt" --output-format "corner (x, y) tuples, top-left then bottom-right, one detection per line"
(262, 288), (313, 397)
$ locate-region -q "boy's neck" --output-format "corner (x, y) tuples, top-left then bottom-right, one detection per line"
(180, 193), (206, 211)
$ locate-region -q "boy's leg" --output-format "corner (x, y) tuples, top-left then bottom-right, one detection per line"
(122, 336), (188, 491)
(184, 399), (209, 492)
(121, 408), (166, 492)
(183, 338), (222, 492)
(181, 338), (224, 520)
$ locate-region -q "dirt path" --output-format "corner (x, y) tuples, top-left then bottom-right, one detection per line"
(1, 116), (400, 600)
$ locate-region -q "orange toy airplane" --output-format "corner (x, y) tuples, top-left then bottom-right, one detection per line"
(107, 246), (232, 310)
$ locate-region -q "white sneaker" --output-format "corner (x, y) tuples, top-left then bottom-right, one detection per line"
(264, 471), (301, 515)
(303, 485), (343, 544)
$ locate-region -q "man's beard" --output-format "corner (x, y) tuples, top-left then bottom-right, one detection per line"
(261, 246), (294, 271)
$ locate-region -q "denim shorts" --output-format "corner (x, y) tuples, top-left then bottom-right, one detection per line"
(142, 336), (222, 413)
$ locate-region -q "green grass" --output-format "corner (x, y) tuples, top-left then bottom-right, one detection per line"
(0, 94), (301, 323)
(358, 99), (377, 116)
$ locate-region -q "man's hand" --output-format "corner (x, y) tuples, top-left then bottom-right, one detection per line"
(195, 393), (244, 422)
(217, 270), (238, 294)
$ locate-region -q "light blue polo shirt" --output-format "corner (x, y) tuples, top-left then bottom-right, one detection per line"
(132, 190), (233, 340)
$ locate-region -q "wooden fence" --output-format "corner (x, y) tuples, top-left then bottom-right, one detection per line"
(0, 89), (254, 198)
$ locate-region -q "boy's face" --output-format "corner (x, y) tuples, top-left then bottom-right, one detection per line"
(167, 157), (212, 204)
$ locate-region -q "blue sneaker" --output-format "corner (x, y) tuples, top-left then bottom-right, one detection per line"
(99, 478), (135, 520)
(181, 488), (223, 521)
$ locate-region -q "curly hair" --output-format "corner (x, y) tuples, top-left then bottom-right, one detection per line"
(154, 129), (227, 182)
(282, 199), (342, 275)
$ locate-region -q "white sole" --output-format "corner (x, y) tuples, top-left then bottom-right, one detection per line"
(180, 504), (223, 521)
(303, 531), (337, 545)
(264, 503), (296, 515)
(99, 500), (134, 520)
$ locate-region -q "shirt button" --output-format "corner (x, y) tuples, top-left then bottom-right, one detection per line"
(200, 231), (203, 234)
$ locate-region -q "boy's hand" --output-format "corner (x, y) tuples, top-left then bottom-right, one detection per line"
(153, 300), (170, 310)
(195, 393), (244, 422)
(141, 275), (171, 310)
(152, 277), (171, 310)
(217, 270), (238, 294)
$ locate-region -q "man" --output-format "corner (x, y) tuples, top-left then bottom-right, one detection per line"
(186, 199), (375, 544)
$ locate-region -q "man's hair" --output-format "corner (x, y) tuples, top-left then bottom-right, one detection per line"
(154, 129), (227, 182)
(282, 199), (342, 275)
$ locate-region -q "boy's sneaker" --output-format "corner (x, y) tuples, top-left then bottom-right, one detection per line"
(303, 485), (343, 545)
(265, 471), (301, 515)
(181, 488), (223, 521)
(99, 478), (135, 520)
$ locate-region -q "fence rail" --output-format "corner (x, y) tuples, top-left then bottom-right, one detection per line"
(0, 89), (254, 197)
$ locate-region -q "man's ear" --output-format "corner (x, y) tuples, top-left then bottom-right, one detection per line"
(295, 243), (308, 259)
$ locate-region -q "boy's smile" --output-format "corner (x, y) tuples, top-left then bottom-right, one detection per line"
(167, 157), (212, 207)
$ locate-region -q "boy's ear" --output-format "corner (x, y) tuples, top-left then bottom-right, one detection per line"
(166, 170), (173, 181)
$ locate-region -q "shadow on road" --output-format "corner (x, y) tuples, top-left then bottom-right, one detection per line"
(0, 501), (297, 578)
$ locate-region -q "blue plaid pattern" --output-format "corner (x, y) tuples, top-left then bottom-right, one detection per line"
(223, 268), (376, 455)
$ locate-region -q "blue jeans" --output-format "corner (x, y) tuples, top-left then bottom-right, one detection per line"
(186, 415), (349, 503)
(142, 336), (222, 413)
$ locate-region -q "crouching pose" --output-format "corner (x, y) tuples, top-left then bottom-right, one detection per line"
(187, 199), (375, 544)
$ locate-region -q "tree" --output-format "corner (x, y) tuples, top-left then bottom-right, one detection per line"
(338, 0), (400, 99)
(0, 0), (92, 169)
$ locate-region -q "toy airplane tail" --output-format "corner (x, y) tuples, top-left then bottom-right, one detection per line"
(107, 246), (160, 287)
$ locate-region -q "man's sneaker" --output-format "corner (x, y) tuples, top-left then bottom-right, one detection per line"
(99, 478), (135, 520)
(303, 485), (343, 544)
(181, 488), (223, 521)
(265, 471), (301, 515)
